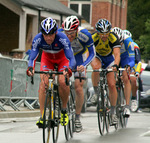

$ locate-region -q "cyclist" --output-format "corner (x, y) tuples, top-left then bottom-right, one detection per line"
(112, 27), (135, 117)
(60, 15), (95, 132)
(91, 19), (121, 125)
(26, 17), (76, 128)
(123, 30), (142, 112)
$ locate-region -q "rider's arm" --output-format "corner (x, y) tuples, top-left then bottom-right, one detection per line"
(113, 47), (120, 66)
(134, 45), (142, 73)
(82, 44), (95, 67)
(127, 42), (135, 68)
(63, 38), (76, 70)
(28, 34), (41, 68)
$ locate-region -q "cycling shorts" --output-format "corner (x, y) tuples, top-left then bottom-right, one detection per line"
(40, 51), (69, 72)
(120, 56), (129, 68)
(96, 53), (115, 69)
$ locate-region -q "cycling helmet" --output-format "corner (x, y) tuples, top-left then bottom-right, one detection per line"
(40, 17), (58, 34)
(95, 19), (112, 33)
(123, 30), (132, 38)
(111, 27), (124, 42)
(63, 16), (79, 31)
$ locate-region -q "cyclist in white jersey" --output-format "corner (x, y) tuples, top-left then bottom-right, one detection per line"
(59, 15), (95, 132)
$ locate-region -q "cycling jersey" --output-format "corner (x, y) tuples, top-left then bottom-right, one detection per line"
(59, 26), (95, 69)
(133, 42), (141, 73)
(92, 32), (121, 68)
(28, 32), (76, 70)
(120, 36), (135, 68)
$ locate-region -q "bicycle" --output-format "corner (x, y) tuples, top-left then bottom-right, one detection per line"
(115, 68), (130, 129)
(34, 67), (75, 143)
(86, 68), (112, 136)
(64, 77), (76, 140)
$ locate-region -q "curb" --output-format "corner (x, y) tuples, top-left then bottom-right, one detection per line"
(0, 110), (40, 119)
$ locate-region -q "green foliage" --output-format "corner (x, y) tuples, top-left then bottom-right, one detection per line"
(127, 0), (150, 61)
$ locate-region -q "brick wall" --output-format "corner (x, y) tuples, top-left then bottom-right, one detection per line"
(59, 0), (127, 30)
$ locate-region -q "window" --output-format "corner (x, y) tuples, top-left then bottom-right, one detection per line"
(69, 1), (91, 23)
(70, 4), (78, 13)
(70, 0), (90, 1)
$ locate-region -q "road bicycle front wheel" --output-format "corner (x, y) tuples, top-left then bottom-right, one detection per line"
(64, 99), (71, 141)
(97, 92), (105, 136)
(43, 92), (51, 143)
(52, 93), (61, 143)
(105, 89), (111, 133)
(68, 89), (75, 137)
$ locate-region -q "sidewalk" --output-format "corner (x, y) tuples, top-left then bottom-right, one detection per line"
(0, 105), (40, 119)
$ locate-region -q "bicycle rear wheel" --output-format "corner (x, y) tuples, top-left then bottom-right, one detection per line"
(97, 92), (105, 135)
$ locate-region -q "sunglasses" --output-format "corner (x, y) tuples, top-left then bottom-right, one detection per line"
(65, 30), (77, 35)
(98, 32), (109, 35)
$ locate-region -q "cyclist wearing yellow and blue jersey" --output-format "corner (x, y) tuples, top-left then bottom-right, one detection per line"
(123, 30), (142, 112)
(60, 16), (95, 132)
(112, 27), (135, 117)
(91, 19), (121, 125)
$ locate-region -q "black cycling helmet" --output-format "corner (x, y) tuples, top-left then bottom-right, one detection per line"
(95, 19), (112, 33)
(40, 17), (58, 34)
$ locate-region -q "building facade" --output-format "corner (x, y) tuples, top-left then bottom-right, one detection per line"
(0, 0), (81, 58)
(59, 0), (128, 31)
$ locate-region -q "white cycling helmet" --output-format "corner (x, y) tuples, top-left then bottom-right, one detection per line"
(63, 15), (79, 31)
(40, 17), (57, 34)
(95, 19), (112, 33)
(123, 30), (132, 38)
(111, 27), (124, 43)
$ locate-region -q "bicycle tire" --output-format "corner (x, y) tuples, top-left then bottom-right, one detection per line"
(52, 92), (61, 143)
(68, 89), (75, 137)
(64, 98), (71, 141)
(43, 91), (51, 143)
(97, 90), (105, 136)
(105, 87), (110, 133)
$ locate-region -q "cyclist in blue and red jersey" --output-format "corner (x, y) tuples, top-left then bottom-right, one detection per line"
(26, 17), (76, 127)
(60, 15), (95, 132)
(112, 27), (135, 117)
(123, 30), (142, 112)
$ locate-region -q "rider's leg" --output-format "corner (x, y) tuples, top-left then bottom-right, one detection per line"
(74, 79), (84, 132)
(58, 74), (70, 109)
(39, 74), (48, 115)
(107, 72), (118, 124)
(130, 75), (137, 99)
(107, 72), (118, 114)
(91, 58), (101, 103)
(75, 79), (84, 115)
(122, 71), (131, 106)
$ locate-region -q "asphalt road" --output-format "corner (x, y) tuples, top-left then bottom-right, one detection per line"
(0, 107), (150, 143)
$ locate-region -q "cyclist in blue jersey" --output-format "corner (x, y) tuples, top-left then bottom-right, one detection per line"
(112, 27), (135, 117)
(26, 17), (76, 127)
(61, 15), (95, 132)
(123, 30), (142, 112)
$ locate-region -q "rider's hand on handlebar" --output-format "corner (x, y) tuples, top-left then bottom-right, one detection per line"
(77, 65), (85, 72)
(125, 65), (131, 72)
(26, 67), (35, 76)
(64, 68), (72, 77)
(112, 64), (118, 71)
